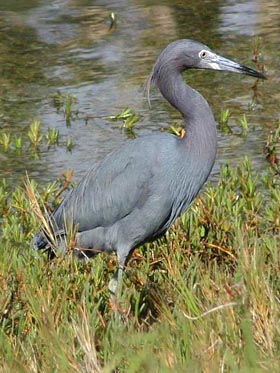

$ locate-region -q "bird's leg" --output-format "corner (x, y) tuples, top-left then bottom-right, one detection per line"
(108, 264), (124, 297)
(108, 251), (128, 315)
(108, 265), (125, 317)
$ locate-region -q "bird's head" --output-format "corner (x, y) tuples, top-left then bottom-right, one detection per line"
(154, 39), (266, 77)
(146, 39), (266, 104)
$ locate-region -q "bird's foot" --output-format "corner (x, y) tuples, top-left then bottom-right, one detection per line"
(108, 278), (128, 321)
(109, 296), (128, 319)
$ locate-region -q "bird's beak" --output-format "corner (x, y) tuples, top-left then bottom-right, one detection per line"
(206, 53), (266, 80)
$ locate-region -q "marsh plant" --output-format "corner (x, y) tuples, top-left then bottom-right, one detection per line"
(264, 121), (280, 174)
(218, 108), (232, 134)
(14, 136), (23, 152)
(0, 157), (280, 371)
(50, 91), (77, 126)
(238, 113), (249, 136)
(64, 94), (75, 126)
(108, 107), (140, 137)
(167, 122), (185, 137)
(0, 118), (74, 157)
(46, 127), (60, 146)
(252, 36), (265, 75)
(108, 11), (117, 30)
(28, 119), (43, 147)
(66, 138), (74, 152)
(0, 132), (11, 152)
(51, 91), (65, 111)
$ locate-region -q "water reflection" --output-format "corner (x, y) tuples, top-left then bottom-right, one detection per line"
(220, 0), (261, 35)
(0, 0), (279, 185)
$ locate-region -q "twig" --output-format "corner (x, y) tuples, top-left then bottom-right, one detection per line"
(205, 242), (237, 261)
(183, 301), (239, 320)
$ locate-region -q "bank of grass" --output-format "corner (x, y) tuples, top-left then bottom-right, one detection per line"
(0, 157), (280, 372)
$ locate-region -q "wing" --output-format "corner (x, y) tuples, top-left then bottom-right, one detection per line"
(53, 137), (159, 232)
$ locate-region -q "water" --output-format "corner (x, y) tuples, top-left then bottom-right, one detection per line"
(0, 0), (279, 185)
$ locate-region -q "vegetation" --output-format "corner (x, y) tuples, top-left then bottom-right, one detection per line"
(218, 108), (232, 134)
(108, 107), (140, 138)
(0, 145), (280, 371)
(0, 118), (73, 155)
(264, 121), (280, 175)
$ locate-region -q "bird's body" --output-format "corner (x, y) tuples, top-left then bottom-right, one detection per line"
(51, 129), (215, 256)
(34, 39), (265, 296)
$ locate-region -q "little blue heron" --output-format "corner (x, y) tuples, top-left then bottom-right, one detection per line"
(34, 39), (265, 297)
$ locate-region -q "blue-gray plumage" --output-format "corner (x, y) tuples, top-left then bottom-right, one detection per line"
(34, 39), (265, 296)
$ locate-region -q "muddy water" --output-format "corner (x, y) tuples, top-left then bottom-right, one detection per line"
(0, 0), (279, 185)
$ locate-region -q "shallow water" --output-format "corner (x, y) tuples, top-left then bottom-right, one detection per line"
(0, 0), (279, 185)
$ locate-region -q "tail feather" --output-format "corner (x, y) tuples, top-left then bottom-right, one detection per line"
(33, 231), (49, 251)
(33, 229), (67, 259)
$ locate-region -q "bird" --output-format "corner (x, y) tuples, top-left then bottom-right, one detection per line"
(33, 39), (265, 298)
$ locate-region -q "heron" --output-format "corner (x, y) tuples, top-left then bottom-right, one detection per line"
(33, 39), (265, 299)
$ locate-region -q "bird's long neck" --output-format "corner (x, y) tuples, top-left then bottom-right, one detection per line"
(157, 70), (217, 162)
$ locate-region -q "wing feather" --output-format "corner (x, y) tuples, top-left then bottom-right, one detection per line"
(53, 140), (155, 232)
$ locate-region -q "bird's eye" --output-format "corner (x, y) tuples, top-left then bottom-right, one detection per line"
(199, 50), (208, 59)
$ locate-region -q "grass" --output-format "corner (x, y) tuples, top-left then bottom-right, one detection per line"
(0, 154), (280, 372)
